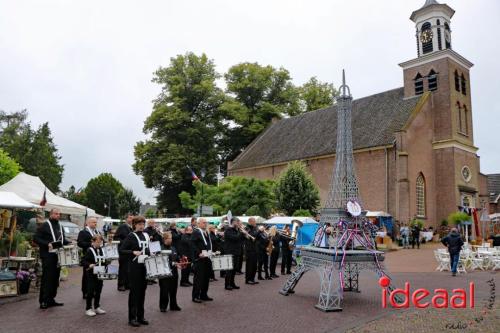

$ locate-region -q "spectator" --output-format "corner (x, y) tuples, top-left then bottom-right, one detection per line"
(441, 228), (464, 276)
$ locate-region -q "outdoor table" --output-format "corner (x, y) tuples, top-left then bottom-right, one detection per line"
(420, 231), (433, 241)
(0, 257), (36, 271)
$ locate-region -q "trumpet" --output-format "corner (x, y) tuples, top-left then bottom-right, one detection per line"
(238, 224), (255, 241)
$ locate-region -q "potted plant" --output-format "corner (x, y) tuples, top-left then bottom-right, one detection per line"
(16, 270), (36, 294)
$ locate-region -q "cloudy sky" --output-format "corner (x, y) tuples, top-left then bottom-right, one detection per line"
(1, 0), (499, 204)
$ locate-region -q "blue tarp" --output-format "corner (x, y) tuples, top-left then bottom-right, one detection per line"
(262, 217), (319, 247)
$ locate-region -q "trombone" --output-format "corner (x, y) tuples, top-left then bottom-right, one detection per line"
(238, 224), (255, 241)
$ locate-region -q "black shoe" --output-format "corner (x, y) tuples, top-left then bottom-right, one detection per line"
(138, 319), (149, 325)
(246, 281), (257, 285)
(272, 274), (279, 278)
(49, 301), (64, 307)
(192, 298), (202, 303)
(258, 276), (264, 280)
(118, 286), (126, 291)
(129, 320), (140, 327)
(288, 290), (295, 294)
(211, 278), (218, 282)
(82, 294), (87, 299)
(235, 271), (243, 275)
(40, 302), (48, 309)
(265, 277), (272, 280)
(231, 285), (240, 289)
(286, 272), (292, 275)
(170, 306), (182, 311)
(225, 286), (233, 290)
(160, 308), (166, 312)
(200, 296), (213, 301)
(452, 272), (457, 276)
(147, 280), (155, 285)
(180, 283), (191, 287)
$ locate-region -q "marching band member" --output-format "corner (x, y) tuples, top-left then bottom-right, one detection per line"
(268, 226), (281, 278)
(77, 217), (101, 299)
(191, 218), (213, 303)
(83, 234), (107, 317)
(115, 213), (134, 291)
(34, 208), (69, 309)
(244, 217), (259, 285)
(223, 217), (244, 290)
(145, 219), (163, 243)
(208, 224), (220, 282)
(159, 231), (181, 312)
(178, 226), (194, 287)
(281, 225), (293, 275)
(169, 222), (182, 250)
(256, 225), (271, 280)
(120, 216), (150, 327)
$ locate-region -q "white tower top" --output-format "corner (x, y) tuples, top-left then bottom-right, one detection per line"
(410, 0), (455, 57)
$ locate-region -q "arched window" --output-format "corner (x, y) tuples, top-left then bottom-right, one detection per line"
(414, 73), (424, 95)
(457, 102), (463, 133)
(444, 22), (451, 49)
(416, 174), (426, 218)
(421, 22), (433, 54)
(454, 71), (460, 91)
(460, 74), (467, 95)
(437, 19), (442, 50)
(428, 69), (438, 91)
(463, 105), (469, 135)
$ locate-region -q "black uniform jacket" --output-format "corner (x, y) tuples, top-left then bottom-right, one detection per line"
(119, 231), (151, 263)
(224, 227), (244, 256)
(34, 219), (70, 258)
(256, 231), (269, 254)
(190, 228), (212, 260)
(83, 246), (106, 271)
(114, 223), (133, 248)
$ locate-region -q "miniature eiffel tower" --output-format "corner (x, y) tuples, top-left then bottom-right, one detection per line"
(279, 71), (400, 311)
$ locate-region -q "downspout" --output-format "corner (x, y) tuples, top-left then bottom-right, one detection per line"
(385, 147), (389, 213)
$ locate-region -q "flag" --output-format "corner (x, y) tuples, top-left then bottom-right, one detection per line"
(40, 187), (47, 206)
(187, 166), (199, 181)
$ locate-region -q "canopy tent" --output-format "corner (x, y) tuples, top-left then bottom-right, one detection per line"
(365, 211), (391, 217)
(0, 191), (41, 210)
(263, 216), (319, 247)
(0, 172), (87, 216)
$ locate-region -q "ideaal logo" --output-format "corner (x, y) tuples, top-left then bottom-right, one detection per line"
(379, 276), (475, 309)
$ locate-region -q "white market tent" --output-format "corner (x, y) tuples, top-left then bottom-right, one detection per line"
(365, 211), (392, 217)
(0, 172), (87, 216)
(263, 216), (317, 225)
(0, 191), (41, 210)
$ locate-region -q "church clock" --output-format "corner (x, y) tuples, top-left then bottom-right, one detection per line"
(420, 29), (433, 43)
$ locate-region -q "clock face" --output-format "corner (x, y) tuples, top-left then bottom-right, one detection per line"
(420, 29), (433, 44)
(462, 166), (471, 182)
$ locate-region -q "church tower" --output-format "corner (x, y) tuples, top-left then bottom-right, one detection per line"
(398, 0), (480, 225)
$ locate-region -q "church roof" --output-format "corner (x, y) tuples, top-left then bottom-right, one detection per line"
(230, 87), (422, 171)
(487, 174), (500, 203)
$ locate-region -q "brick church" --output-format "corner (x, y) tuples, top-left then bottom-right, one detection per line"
(228, 0), (492, 228)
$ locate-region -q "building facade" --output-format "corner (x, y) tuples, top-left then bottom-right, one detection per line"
(228, 1), (490, 228)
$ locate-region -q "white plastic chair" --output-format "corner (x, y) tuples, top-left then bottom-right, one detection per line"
(434, 251), (450, 271)
(457, 253), (468, 274)
(492, 257), (500, 271)
(470, 252), (486, 271)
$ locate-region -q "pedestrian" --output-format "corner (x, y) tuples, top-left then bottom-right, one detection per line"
(115, 213), (134, 291)
(34, 208), (69, 309)
(77, 217), (102, 299)
(441, 228), (464, 276)
(159, 231), (181, 312)
(178, 226), (194, 287)
(411, 223), (421, 249)
(83, 234), (107, 317)
(191, 218), (213, 303)
(120, 216), (150, 327)
(244, 217), (259, 285)
(400, 223), (410, 249)
(223, 217), (244, 290)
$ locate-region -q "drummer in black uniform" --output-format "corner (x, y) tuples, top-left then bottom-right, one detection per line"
(191, 218), (213, 303)
(119, 216), (150, 327)
(115, 213), (133, 291)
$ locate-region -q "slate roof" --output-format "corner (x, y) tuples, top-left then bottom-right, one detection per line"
(230, 87), (422, 170)
(487, 174), (500, 203)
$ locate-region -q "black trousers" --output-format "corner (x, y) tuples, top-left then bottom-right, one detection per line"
(281, 249), (292, 274)
(159, 272), (179, 310)
(412, 237), (420, 249)
(128, 263), (147, 322)
(245, 252), (257, 282)
(237, 252), (244, 272)
(180, 264), (191, 284)
(192, 258), (211, 300)
(225, 254), (240, 287)
(39, 255), (60, 305)
(81, 266), (88, 297)
(118, 254), (130, 289)
(270, 249), (280, 275)
(257, 252), (269, 278)
(86, 274), (103, 310)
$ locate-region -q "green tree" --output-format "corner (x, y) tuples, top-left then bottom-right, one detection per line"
(116, 188), (142, 217)
(179, 176), (276, 217)
(61, 185), (87, 206)
(0, 110), (64, 191)
(292, 209), (312, 217)
(220, 62), (300, 165)
(0, 148), (21, 185)
(275, 161), (320, 215)
(133, 52), (225, 213)
(144, 208), (157, 218)
(298, 77), (337, 112)
(84, 173), (124, 218)
(447, 212), (470, 226)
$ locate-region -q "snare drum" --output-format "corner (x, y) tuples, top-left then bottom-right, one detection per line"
(211, 255), (234, 271)
(103, 241), (120, 260)
(57, 245), (80, 267)
(144, 254), (172, 280)
(97, 264), (119, 280)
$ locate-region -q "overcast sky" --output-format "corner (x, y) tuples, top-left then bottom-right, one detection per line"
(1, 0), (499, 204)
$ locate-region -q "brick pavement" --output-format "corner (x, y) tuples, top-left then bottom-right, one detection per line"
(0, 244), (497, 333)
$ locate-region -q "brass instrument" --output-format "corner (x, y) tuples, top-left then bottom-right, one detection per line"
(288, 219), (303, 250)
(238, 224), (255, 241)
(266, 233), (274, 256)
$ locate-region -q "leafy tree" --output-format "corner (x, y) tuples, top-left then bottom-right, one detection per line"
(275, 161), (320, 215)
(179, 176), (276, 217)
(133, 52), (225, 213)
(292, 209), (312, 217)
(116, 188), (142, 218)
(84, 173), (124, 218)
(144, 208), (157, 218)
(447, 212), (470, 226)
(220, 62), (300, 166)
(61, 185), (87, 206)
(298, 77), (337, 112)
(0, 110), (64, 191)
(0, 148), (21, 185)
